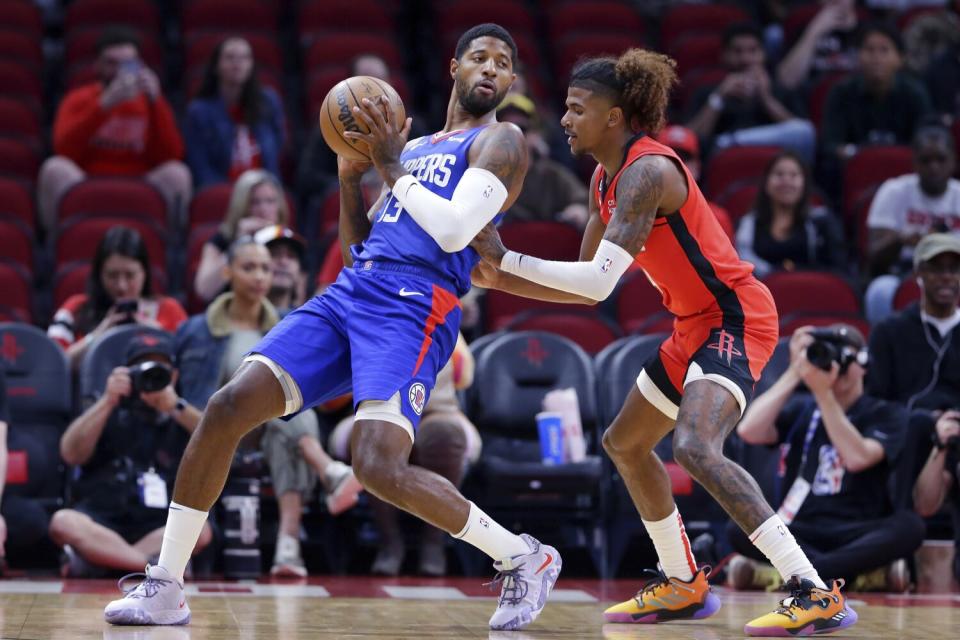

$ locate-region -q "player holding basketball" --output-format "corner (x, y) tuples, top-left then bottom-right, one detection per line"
(104, 23), (562, 631)
(470, 50), (857, 637)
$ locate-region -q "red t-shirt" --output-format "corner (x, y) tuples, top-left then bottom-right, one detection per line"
(228, 104), (262, 181)
(48, 294), (187, 349)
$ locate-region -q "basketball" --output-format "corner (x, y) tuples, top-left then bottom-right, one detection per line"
(319, 75), (406, 161)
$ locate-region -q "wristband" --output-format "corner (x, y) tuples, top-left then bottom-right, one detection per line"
(174, 397), (187, 415)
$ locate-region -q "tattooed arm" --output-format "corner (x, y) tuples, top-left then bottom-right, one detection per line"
(337, 157), (384, 267)
(487, 156), (681, 302)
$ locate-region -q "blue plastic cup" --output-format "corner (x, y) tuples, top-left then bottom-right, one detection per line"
(536, 411), (565, 465)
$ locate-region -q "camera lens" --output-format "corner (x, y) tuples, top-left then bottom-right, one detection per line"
(806, 340), (838, 372)
(130, 362), (172, 393)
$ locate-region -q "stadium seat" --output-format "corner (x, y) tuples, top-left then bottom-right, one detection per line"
(675, 66), (726, 114)
(547, 2), (645, 40)
(0, 264), (30, 323)
(55, 218), (166, 271)
(65, 0), (161, 33)
(615, 270), (669, 334)
(79, 325), (173, 405)
(667, 33), (723, 77)
(58, 178), (169, 227)
(554, 33), (640, 81)
(484, 290), (597, 333)
(185, 223), (220, 312)
(808, 72), (848, 132)
(842, 145), (913, 221)
(0, 133), (40, 186)
(893, 276), (921, 311)
(0, 220), (32, 271)
(182, 0), (279, 35)
(304, 35), (403, 75)
(0, 59), (41, 107)
(438, 0), (536, 35)
(299, 0), (395, 42)
(467, 331), (605, 574)
(53, 262), (168, 310)
(505, 309), (622, 355)
(0, 96), (42, 146)
(778, 313), (871, 344)
(661, 3), (749, 45)
(188, 183), (234, 230)
(595, 333), (665, 427)
(0, 30), (43, 71)
(705, 145), (780, 201)
(762, 271), (861, 318)
(184, 32), (283, 74)
(0, 177), (34, 230)
(714, 182), (759, 225)
(65, 28), (164, 76)
(499, 221), (583, 261)
(0, 1), (42, 40)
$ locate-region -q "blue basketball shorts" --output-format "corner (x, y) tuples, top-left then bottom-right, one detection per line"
(249, 262), (462, 432)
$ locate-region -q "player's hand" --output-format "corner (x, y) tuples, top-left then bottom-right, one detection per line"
(798, 356), (839, 396)
(470, 223), (508, 266)
(470, 259), (500, 289)
(343, 96), (412, 177)
(337, 155), (373, 181)
(105, 367), (132, 406)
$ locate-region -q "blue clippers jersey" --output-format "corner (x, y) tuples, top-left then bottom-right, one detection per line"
(354, 125), (491, 296)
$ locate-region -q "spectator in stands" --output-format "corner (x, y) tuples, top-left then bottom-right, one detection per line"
(193, 169), (291, 302)
(868, 233), (960, 412)
(254, 225), (307, 313)
(733, 324), (924, 592)
(177, 238), (361, 577)
(495, 93), (588, 229)
(328, 333), (481, 576)
(37, 26), (190, 234)
(821, 22), (933, 164)
(185, 37), (286, 189)
(48, 334), (213, 576)
(686, 23), (815, 163)
(48, 226), (187, 370)
(777, 0), (860, 91)
(924, 42), (960, 123)
(655, 124), (735, 239)
(864, 126), (960, 323)
(736, 151), (846, 278)
(0, 365), (52, 573)
(913, 409), (960, 582)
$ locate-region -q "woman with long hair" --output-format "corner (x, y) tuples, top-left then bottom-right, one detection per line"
(737, 151), (846, 277)
(185, 37), (286, 188)
(193, 168), (291, 301)
(48, 226), (186, 369)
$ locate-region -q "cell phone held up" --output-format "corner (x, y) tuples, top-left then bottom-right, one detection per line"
(114, 299), (139, 323)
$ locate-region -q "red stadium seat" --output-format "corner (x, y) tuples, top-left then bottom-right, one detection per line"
(438, 0), (536, 35)
(0, 263), (31, 323)
(661, 4), (749, 45)
(762, 271), (861, 318)
(188, 183), (298, 232)
(505, 310), (622, 355)
(705, 146), (780, 200)
(299, 0), (395, 42)
(714, 183), (759, 225)
(842, 145), (913, 220)
(0, 96), (41, 143)
(547, 2), (645, 39)
(65, 28), (164, 76)
(58, 178), (168, 227)
(0, 30), (43, 70)
(184, 32), (283, 74)
(484, 291), (596, 333)
(304, 35), (403, 74)
(0, 137), (40, 186)
(498, 221), (583, 262)
(0, 60), (42, 107)
(893, 276), (921, 311)
(0, 220), (32, 270)
(185, 223), (219, 313)
(675, 66), (726, 114)
(554, 33), (640, 81)
(0, 176), (35, 229)
(53, 262), (168, 309)
(56, 218), (166, 270)
(779, 313), (871, 339)
(808, 72), (848, 132)
(0, 1), (42, 40)
(183, 0), (279, 34)
(667, 33), (723, 77)
(65, 0), (161, 33)
(615, 270), (670, 334)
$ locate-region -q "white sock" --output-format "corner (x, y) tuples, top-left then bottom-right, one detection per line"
(158, 502), (208, 582)
(643, 507), (696, 580)
(750, 514), (826, 589)
(453, 502), (529, 561)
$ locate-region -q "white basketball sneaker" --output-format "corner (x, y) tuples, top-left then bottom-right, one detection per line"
(488, 534), (562, 631)
(104, 565), (190, 626)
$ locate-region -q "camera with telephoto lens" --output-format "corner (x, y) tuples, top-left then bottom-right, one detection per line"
(128, 361), (173, 393)
(805, 327), (867, 374)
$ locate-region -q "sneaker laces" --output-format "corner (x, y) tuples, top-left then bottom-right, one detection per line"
(116, 571), (174, 600)
(633, 568), (696, 607)
(774, 577), (839, 621)
(485, 562), (529, 607)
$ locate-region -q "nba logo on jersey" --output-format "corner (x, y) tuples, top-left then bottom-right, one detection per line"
(600, 257), (613, 272)
(409, 382), (426, 415)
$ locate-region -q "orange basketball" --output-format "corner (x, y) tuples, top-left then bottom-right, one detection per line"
(318, 75), (406, 161)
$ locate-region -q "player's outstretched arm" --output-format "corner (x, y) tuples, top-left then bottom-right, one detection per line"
(474, 157), (667, 303)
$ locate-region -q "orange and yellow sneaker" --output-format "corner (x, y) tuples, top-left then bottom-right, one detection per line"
(744, 577), (857, 637)
(603, 567), (721, 624)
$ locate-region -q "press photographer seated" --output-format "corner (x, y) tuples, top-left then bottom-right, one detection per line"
(49, 334), (212, 576)
(731, 325), (925, 592)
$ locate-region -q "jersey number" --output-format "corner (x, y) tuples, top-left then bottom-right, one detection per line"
(376, 194), (403, 223)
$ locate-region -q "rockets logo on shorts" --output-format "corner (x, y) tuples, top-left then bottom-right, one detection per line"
(408, 382), (426, 415)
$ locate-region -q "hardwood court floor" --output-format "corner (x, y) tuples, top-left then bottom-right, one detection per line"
(1, 576), (958, 639)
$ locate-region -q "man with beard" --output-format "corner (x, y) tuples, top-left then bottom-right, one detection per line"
(254, 225), (307, 313)
(104, 23), (562, 632)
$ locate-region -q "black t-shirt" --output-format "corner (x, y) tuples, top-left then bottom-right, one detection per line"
(689, 80), (803, 137)
(774, 394), (907, 521)
(0, 365), (8, 425)
(753, 210), (846, 272)
(73, 404), (189, 501)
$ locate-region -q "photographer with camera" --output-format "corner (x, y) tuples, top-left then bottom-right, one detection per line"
(49, 334), (212, 576)
(732, 324), (924, 591)
(913, 411), (960, 582)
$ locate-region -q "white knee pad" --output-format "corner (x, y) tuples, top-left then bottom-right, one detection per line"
(356, 392), (414, 444)
(243, 354), (303, 416)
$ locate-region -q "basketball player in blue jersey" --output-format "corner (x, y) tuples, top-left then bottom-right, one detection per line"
(104, 23), (562, 632)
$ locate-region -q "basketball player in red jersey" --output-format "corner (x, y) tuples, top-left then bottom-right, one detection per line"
(471, 50), (857, 637)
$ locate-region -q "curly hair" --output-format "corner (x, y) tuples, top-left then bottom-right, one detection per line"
(571, 49), (676, 133)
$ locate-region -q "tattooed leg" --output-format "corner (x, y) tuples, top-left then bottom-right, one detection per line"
(671, 379), (775, 534)
(602, 386), (678, 521)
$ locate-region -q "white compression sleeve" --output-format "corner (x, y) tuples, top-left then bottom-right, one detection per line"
(499, 239), (635, 302)
(391, 168), (508, 253)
